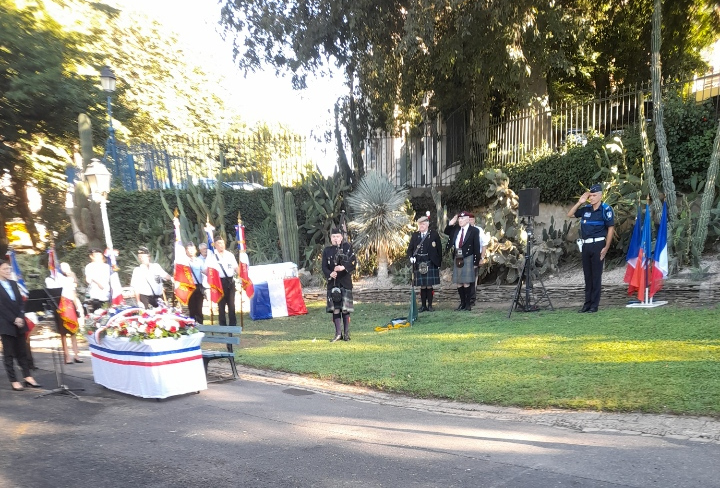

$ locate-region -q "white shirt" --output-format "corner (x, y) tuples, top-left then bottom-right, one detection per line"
(188, 256), (207, 285)
(0, 279), (16, 301)
(474, 225), (491, 249)
(85, 261), (111, 301)
(455, 224), (471, 248)
(131, 263), (168, 296)
(215, 250), (238, 279)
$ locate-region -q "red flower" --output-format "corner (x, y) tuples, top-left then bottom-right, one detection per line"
(170, 326), (177, 333)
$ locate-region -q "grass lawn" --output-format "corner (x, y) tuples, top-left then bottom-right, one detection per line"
(236, 301), (720, 416)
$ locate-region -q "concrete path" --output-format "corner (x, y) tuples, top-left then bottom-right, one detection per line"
(0, 348), (718, 488)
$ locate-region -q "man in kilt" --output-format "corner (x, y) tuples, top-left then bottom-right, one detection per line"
(444, 211), (482, 311)
(407, 214), (442, 312)
(322, 228), (357, 342)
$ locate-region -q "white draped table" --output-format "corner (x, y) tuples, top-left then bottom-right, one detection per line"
(87, 333), (207, 399)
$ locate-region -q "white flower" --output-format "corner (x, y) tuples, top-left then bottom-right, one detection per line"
(153, 328), (163, 338)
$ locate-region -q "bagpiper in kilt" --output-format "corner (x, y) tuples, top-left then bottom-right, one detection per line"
(407, 214), (442, 312)
(322, 228), (357, 342)
(444, 211), (482, 311)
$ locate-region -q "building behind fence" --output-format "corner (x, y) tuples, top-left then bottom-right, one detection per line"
(364, 71), (720, 189)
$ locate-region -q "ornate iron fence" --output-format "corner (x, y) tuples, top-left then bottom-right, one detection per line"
(107, 135), (315, 191)
(363, 71), (720, 187)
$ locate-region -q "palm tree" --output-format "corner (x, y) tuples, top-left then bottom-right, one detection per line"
(346, 171), (413, 279)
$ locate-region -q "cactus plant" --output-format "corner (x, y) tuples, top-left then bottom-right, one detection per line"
(273, 182), (290, 262)
(284, 191), (299, 265)
(78, 113), (93, 170)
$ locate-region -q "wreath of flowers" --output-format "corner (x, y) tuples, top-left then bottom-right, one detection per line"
(84, 304), (199, 343)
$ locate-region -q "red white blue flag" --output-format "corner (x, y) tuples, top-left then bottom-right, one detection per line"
(623, 206), (643, 285)
(650, 201), (668, 297)
(628, 204), (652, 300)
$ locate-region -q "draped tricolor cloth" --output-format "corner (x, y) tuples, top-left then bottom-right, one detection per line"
(87, 333), (207, 398)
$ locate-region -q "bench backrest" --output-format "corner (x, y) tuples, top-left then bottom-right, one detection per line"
(197, 326), (242, 346)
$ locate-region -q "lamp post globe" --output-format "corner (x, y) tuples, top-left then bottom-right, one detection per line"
(85, 158), (112, 196)
(100, 66), (116, 93)
(85, 158), (114, 251)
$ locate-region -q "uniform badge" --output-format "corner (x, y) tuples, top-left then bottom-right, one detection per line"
(583, 212), (591, 218)
(431, 241), (436, 247)
(606, 210), (613, 219)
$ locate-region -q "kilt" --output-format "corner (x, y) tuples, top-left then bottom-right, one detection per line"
(452, 255), (476, 284)
(413, 261), (440, 286)
(326, 287), (354, 313)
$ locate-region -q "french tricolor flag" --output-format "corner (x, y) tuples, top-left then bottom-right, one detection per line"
(623, 206), (643, 285)
(650, 201), (668, 297)
(250, 280), (308, 320)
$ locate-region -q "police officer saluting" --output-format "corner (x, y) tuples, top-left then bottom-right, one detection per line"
(567, 184), (615, 313)
(407, 213), (442, 312)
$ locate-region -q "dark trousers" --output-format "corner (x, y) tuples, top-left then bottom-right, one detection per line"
(188, 286), (204, 325)
(87, 299), (108, 314)
(139, 294), (160, 309)
(469, 268), (479, 305)
(218, 278), (236, 326)
(582, 241), (605, 310)
(1, 334), (31, 383)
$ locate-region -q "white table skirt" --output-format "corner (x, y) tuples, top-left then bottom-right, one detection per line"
(87, 333), (207, 399)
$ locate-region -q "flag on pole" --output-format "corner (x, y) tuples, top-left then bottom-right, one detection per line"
(8, 249), (28, 297)
(58, 285), (79, 333)
(628, 204), (653, 300)
(172, 216), (195, 305)
(623, 206), (643, 285)
(48, 246), (79, 332)
(48, 247), (58, 281)
(204, 221), (224, 303)
(235, 222), (254, 299)
(650, 201), (669, 297)
(106, 249), (125, 306)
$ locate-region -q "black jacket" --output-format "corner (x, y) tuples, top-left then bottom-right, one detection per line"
(0, 280), (27, 337)
(322, 242), (357, 290)
(407, 230), (442, 268)
(443, 223), (482, 267)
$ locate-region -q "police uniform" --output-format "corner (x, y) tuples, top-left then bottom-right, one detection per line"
(573, 185), (615, 312)
(444, 212), (482, 311)
(322, 238), (357, 341)
(407, 216), (442, 312)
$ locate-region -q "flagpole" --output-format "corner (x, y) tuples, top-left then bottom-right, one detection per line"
(207, 215), (215, 326)
(237, 213), (244, 331)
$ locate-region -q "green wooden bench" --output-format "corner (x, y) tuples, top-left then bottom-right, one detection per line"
(196, 325), (241, 380)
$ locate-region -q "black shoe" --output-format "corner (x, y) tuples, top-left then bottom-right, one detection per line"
(330, 335), (342, 343)
(455, 304), (465, 311)
(343, 334), (350, 341)
(587, 309), (598, 313)
(23, 381), (42, 389)
(464, 305), (472, 311)
(419, 306), (428, 313)
(427, 306), (435, 312)
(578, 306), (590, 313)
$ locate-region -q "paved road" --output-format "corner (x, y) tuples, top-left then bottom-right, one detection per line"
(0, 351), (718, 488)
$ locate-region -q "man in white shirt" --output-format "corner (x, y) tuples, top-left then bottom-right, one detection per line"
(469, 215), (491, 307)
(213, 236), (239, 326)
(84, 248), (111, 312)
(130, 246), (172, 309)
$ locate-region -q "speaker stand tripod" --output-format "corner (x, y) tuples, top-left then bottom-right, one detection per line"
(30, 288), (84, 400)
(508, 217), (554, 318)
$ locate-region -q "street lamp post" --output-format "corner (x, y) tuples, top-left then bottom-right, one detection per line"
(85, 158), (114, 252)
(100, 66), (119, 174)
